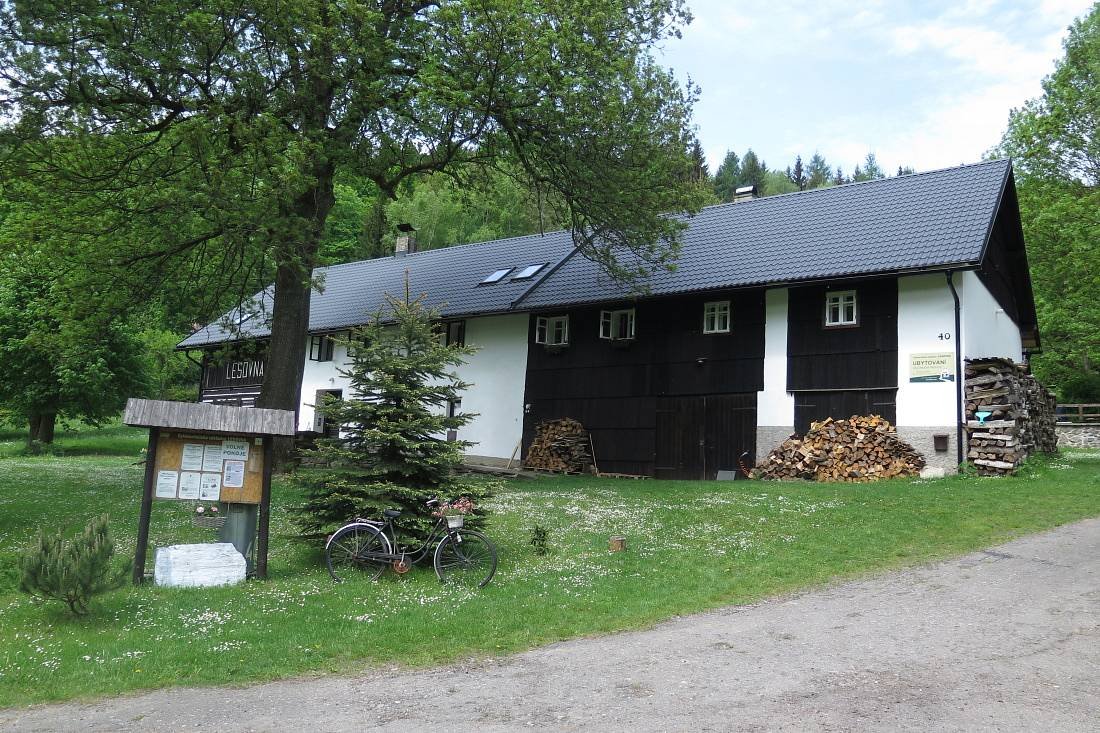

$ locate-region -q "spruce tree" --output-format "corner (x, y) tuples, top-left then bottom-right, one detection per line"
(294, 294), (492, 541)
(713, 150), (741, 202)
(740, 150), (768, 195)
(806, 152), (832, 188)
(19, 514), (129, 616)
(789, 155), (807, 190)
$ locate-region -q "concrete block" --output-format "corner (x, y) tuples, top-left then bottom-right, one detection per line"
(154, 543), (247, 588)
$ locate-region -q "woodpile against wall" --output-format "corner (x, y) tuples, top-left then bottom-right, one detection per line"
(965, 358), (1057, 475)
(524, 418), (593, 473)
(755, 415), (925, 482)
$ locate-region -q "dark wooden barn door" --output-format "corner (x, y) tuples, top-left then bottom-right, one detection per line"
(655, 397), (705, 480)
(704, 394), (757, 479)
(793, 389), (897, 435)
(655, 394), (757, 480)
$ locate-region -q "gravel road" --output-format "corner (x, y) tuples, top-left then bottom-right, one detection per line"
(4, 517), (1099, 732)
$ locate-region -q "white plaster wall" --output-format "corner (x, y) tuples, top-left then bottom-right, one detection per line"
(454, 314), (529, 460)
(896, 274), (958, 426)
(758, 288), (794, 426)
(297, 338), (353, 432)
(959, 270), (1024, 362)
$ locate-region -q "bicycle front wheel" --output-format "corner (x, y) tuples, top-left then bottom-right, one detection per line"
(433, 530), (498, 588)
(326, 523), (390, 582)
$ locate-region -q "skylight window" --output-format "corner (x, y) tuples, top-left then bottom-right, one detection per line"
(512, 263), (545, 280)
(480, 268), (512, 284)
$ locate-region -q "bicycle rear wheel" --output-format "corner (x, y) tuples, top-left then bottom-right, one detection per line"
(326, 524), (390, 582)
(433, 530), (497, 588)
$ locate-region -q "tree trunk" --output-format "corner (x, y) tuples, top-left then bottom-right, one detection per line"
(36, 412), (57, 444)
(27, 414), (42, 448)
(256, 163), (336, 467)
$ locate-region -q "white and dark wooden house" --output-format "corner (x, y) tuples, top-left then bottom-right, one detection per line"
(179, 159), (1039, 477)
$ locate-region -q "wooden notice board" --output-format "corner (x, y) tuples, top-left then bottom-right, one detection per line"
(152, 432), (266, 504)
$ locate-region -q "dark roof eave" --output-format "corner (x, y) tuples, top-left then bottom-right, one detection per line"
(178, 261), (985, 350)
(520, 261), (983, 312)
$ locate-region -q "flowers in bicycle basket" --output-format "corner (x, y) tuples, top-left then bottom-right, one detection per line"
(433, 497), (476, 518)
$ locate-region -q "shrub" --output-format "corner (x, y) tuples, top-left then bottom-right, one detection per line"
(19, 514), (129, 615)
(530, 524), (551, 556)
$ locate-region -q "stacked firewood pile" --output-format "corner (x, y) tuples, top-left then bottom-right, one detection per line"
(965, 358), (1057, 475)
(755, 415), (925, 482)
(755, 415), (924, 482)
(524, 418), (593, 473)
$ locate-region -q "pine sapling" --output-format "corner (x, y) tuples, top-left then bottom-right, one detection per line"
(19, 514), (129, 616)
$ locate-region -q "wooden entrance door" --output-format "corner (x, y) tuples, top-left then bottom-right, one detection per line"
(655, 394), (757, 480)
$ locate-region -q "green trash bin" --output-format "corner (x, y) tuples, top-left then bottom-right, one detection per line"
(218, 503), (258, 573)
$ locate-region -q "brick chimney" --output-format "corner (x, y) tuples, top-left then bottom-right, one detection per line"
(394, 223), (417, 256)
(733, 185), (757, 203)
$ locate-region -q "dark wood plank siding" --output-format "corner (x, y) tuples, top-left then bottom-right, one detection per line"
(787, 279), (898, 390)
(794, 390), (897, 435)
(200, 352), (267, 406)
(523, 292), (765, 476)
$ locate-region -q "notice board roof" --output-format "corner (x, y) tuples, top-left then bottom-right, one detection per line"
(123, 399), (296, 437)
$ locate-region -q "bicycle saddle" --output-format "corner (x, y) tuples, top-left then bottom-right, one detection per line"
(383, 509), (402, 519)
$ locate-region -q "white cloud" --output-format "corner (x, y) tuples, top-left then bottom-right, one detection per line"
(670, 0), (1094, 173)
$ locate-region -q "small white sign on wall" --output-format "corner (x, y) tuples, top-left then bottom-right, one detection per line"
(909, 352), (955, 383)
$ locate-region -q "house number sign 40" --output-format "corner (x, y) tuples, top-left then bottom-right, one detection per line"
(938, 332), (952, 340)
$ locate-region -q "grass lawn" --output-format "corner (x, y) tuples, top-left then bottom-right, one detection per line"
(1, 424), (1098, 708)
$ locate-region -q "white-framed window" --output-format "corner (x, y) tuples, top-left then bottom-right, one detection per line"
(703, 300), (731, 334)
(599, 309), (635, 340)
(535, 315), (570, 345)
(825, 290), (858, 327)
(309, 334), (335, 361)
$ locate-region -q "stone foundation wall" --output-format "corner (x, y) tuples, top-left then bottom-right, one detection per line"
(1056, 424), (1100, 449)
(756, 426), (795, 460)
(896, 426), (959, 474)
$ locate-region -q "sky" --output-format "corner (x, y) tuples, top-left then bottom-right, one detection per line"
(659, 0), (1096, 176)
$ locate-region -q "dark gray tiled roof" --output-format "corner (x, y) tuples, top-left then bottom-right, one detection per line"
(179, 159), (1011, 348)
(520, 158), (1011, 309)
(178, 230), (575, 347)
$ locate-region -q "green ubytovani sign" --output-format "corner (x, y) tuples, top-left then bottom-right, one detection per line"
(910, 352), (956, 382)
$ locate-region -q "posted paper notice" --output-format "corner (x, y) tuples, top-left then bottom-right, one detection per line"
(180, 443), (205, 471)
(222, 460), (245, 488)
(178, 471), (202, 499)
(202, 444), (224, 472)
(155, 470), (179, 499)
(199, 473), (221, 501)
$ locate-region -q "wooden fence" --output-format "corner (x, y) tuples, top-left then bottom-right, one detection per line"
(1056, 403), (1100, 424)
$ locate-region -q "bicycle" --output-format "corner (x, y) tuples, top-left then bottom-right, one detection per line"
(324, 498), (498, 587)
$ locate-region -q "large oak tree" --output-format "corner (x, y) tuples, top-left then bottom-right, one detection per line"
(0, 0), (704, 415)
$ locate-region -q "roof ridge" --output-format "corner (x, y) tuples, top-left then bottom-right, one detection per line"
(696, 158), (1010, 213)
(314, 227), (573, 274)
